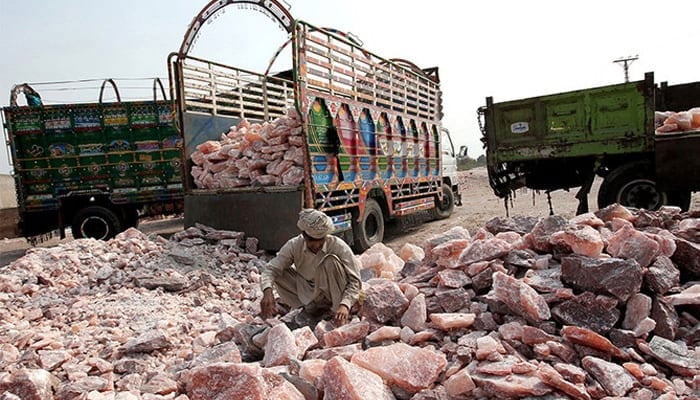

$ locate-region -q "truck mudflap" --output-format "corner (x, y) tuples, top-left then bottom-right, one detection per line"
(184, 188), (304, 251)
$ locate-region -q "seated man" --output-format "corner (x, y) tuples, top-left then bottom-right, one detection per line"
(260, 209), (361, 326)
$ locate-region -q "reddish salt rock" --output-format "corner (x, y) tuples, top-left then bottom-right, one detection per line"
(521, 325), (558, 345)
(491, 271), (551, 322)
(399, 283), (420, 302)
(436, 269), (471, 288)
(498, 321), (524, 341)
(351, 343), (447, 394)
(581, 356), (637, 397)
(645, 256), (680, 295)
(398, 243), (425, 263)
(671, 238), (700, 278)
(475, 335), (507, 361)
(263, 323), (298, 367)
(429, 313), (476, 330)
(366, 326), (402, 343)
(293, 326), (319, 358)
(552, 291), (621, 334)
(607, 224), (660, 268)
(638, 335), (700, 377)
(458, 238), (512, 265)
(560, 256), (642, 302)
(560, 326), (627, 359)
(610, 216), (634, 232)
(674, 217), (700, 242)
(360, 280), (410, 324)
(471, 373), (551, 398)
(537, 363), (592, 400)
(465, 260), (490, 277)
(401, 293), (427, 332)
(550, 224), (604, 258)
(424, 226), (471, 259)
(665, 284), (700, 305)
(647, 230), (677, 258)
(623, 293), (652, 330)
(443, 368), (476, 397)
(0, 369), (60, 400)
(472, 227), (494, 240)
(196, 140), (222, 154)
(476, 359), (517, 375)
(409, 329), (444, 346)
(306, 344), (363, 361)
(526, 215), (568, 253)
(595, 203), (635, 223)
(569, 212), (605, 228)
(553, 363), (587, 384)
(299, 359), (326, 387)
(323, 321), (370, 348)
(182, 363), (304, 400)
(321, 356), (395, 400)
(432, 239), (470, 268)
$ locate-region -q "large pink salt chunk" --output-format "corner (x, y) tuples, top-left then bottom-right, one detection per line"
(475, 335), (506, 361)
(351, 343), (447, 394)
(537, 363), (591, 400)
(182, 363), (304, 400)
(323, 321), (370, 348)
(366, 326), (402, 343)
(646, 230), (677, 258)
(429, 313), (476, 330)
(491, 271), (550, 322)
(569, 212), (605, 228)
(560, 326), (626, 359)
(263, 323), (298, 367)
(398, 243), (425, 263)
(293, 326), (319, 359)
(424, 226), (471, 260)
(196, 140), (222, 154)
(550, 225), (604, 258)
(607, 224), (660, 268)
(432, 239), (471, 268)
(443, 368), (476, 397)
(471, 373), (551, 398)
(595, 203), (635, 223)
(401, 293), (427, 331)
(321, 356), (395, 400)
(299, 359), (326, 388)
(581, 356), (637, 397)
(458, 238), (512, 265)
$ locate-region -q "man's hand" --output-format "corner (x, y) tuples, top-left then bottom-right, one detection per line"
(260, 288), (277, 319)
(333, 304), (349, 326)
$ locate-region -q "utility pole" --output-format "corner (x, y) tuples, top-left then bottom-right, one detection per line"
(613, 55), (639, 83)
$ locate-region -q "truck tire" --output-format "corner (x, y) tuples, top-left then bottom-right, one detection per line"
(71, 206), (122, 240)
(353, 198), (385, 253)
(429, 183), (455, 220)
(597, 162), (691, 211)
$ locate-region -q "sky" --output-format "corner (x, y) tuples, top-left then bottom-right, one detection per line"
(2, 0), (700, 175)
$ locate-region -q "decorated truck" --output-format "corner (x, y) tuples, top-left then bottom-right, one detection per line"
(1, 79), (184, 241)
(480, 72), (700, 214)
(170, 0), (460, 252)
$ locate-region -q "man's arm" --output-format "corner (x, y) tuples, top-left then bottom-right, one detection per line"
(259, 240), (296, 318)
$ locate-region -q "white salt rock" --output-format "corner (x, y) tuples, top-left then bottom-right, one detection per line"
(398, 243), (425, 262)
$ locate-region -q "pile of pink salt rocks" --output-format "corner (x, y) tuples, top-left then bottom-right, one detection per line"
(1, 204), (699, 399)
(190, 107), (305, 189)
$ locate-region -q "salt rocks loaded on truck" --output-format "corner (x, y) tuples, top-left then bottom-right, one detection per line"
(170, 0), (460, 252)
(480, 72), (700, 214)
(1, 79), (184, 241)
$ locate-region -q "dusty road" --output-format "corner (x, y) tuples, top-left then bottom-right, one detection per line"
(2, 167), (699, 267)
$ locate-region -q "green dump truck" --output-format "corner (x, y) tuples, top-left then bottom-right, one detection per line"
(1, 79), (184, 241)
(480, 72), (700, 214)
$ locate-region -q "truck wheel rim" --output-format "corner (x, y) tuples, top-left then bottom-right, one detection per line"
(80, 216), (110, 240)
(617, 179), (666, 210)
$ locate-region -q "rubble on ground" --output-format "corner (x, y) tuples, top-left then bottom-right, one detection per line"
(1, 205), (699, 399)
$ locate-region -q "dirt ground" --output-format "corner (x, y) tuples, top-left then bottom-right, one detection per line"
(2, 167), (699, 267)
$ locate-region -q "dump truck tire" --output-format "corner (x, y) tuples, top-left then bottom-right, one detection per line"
(597, 162), (691, 211)
(72, 206), (122, 240)
(430, 183), (455, 220)
(353, 198), (384, 253)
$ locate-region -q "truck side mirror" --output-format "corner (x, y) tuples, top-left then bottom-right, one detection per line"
(458, 145), (468, 158)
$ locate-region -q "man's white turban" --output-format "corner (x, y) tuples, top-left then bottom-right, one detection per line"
(297, 209), (334, 239)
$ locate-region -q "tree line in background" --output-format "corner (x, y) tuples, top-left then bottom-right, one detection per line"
(457, 153), (486, 170)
